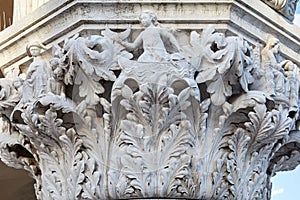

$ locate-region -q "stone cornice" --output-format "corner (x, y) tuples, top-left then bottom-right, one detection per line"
(1, 0), (300, 73)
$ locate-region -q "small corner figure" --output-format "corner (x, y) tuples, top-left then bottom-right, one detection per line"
(261, 37), (299, 115)
(23, 41), (51, 102)
(49, 55), (65, 98)
(283, 61), (299, 116)
(261, 37), (287, 95)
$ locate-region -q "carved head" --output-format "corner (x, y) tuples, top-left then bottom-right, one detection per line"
(53, 66), (64, 81)
(266, 37), (280, 54)
(12, 78), (24, 90)
(284, 60), (296, 71)
(140, 10), (158, 27)
(26, 41), (46, 57)
(50, 58), (64, 81)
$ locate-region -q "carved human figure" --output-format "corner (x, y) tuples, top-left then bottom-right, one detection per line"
(261, 37), (289, 95)
(22, 42), (50, 102)
(49, 57), (65, 97)
(260, 37), (299, 113)
(117, 10), (182, 62)
(12, 77), (24, 98)
(284, 61), (299, 113)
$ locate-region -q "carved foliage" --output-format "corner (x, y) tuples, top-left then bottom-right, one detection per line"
(0, 23), (300, 200)
(13, 95), (113, 199)
(0, 79), (20, 116)
(227, 104), (291, 199)
(58, 34), (117, 105)
(189, 26), (254, 106)
(109, 83), (195, 198)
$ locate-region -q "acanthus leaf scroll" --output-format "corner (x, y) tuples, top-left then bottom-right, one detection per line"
(57, 34), (117, 105)
(190, 25), (254, 106)
(0, 10), (300, 200)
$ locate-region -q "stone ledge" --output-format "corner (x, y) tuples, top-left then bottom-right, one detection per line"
(1, 0), (300, 73)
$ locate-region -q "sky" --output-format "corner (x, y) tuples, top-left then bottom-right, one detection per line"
(271, 166), (300, 200)
(271, 4), (300, 200)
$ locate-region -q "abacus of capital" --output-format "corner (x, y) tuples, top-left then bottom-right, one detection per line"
(0, 0), (300, 199)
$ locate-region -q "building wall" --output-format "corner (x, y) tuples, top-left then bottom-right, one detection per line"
(0, 0), (13, 31)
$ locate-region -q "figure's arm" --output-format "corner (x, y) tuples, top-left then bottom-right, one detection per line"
(270, 59), (289, 73)
(26, 66), (36, 79)
(119, 33), (143, 51)
(160, 29), (181, 52)
(48, 77), (56, 94)
(264, 51), (284, 72)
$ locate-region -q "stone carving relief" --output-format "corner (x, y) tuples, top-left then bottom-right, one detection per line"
(261, 0), (299, 21)
(24, 42), (50, 100)
(0, 10), (300, 200)
(114, 10), (183, 63)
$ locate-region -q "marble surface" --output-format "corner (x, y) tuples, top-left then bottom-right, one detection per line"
(0, 1), (299, 199)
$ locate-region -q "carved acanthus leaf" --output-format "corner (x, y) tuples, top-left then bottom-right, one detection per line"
(112, 83), (195, 198)
(1, 17), (300, 200)
(57, 34), (117, 105)
(59, 128), (85, 199)
(227, 128), (271, 199)
(189, 26), (254, 106)
(226, 101), (292, 199)
(0, 116), (26, 169)
(245, 104), (291, 153)
(0, 79), (20, 117)
(37, 92), (76, 113)
(270, 130), (300, 173)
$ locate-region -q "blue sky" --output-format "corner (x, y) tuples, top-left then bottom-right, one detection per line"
(294, 3), (300, 24)
(271, 4), (300, 200)
(271, 166), (300, 200)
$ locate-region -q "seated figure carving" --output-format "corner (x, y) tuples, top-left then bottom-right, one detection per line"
(107, 10), (198, 102)
(49, 58), (65, 97)
(116, 10), (182, 62)
(48, 45), (65, 97)
(260, 37), (299, 112)
(261, 37), (287, 95)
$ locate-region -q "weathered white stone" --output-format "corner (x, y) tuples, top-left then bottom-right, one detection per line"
(0, 1), (300, 200)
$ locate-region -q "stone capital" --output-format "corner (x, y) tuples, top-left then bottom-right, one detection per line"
(0, 1), (300, 199)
